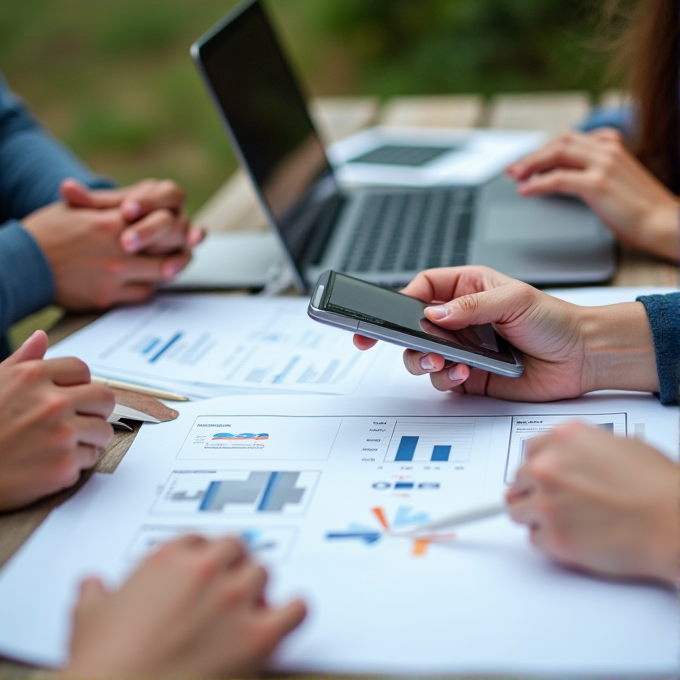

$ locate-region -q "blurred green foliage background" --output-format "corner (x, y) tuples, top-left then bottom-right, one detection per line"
(0, 0), (612, 214)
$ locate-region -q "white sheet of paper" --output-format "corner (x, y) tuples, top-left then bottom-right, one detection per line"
(0, 392), (676, 675)
(47, 295), (382, 397)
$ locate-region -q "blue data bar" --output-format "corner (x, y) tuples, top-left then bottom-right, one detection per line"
(395, 436), (418, 461)
(142, 339), (160, 355)
(431, 445), (451, 462)
(149, 333), (183, 363)
(258, 472), (280, 512)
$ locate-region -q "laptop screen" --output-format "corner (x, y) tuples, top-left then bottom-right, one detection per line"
(194, 1), (340, 278)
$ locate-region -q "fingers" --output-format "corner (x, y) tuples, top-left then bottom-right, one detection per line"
(261, 599), (307, 643)
(1, 330), (48, 367)
(400, 266), (507, 305)
(60, 179), (127, 210)
(72, 444), (101, 473)
(403, 350), (447, 376)
(112, 250), (191, 286)
(61, 179), (187, 223)
(187, 224), (206, 249)
(517, 168), (596, 199)
(353, 335), (378, 351)
(507, 131), (607, 181)
(119, 211), (192, 255)
(42, 357), (91, 386)
(120, 180), (185, 222)
(75, 577), (109, 611)
(161, 249), (192, 280)
(422, 281), (533, 331)
(206, 536), (249, 572)
(67, 383), (116, 420)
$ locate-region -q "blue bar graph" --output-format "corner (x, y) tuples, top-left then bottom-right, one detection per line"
(431, 445), (451, 462)
(142, 339), (160, 355)
(149, 333), (183, 363)
(395, 436), (418, 461)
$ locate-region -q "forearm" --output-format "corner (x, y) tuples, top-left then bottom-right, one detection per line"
(581, 302), (659, 394)
(640, 197), (680, 262)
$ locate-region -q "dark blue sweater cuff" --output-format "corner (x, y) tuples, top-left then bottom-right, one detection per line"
(0, 220), (55, 335)
(637, 293), (680, 405)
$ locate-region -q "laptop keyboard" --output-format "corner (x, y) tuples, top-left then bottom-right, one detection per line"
(341, 187), (476, 273)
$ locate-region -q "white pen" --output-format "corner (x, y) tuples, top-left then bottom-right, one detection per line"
(91, 376), (190, 402)
(399, 501), (507, 536)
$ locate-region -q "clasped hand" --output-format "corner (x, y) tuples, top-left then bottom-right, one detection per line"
(23, 178), (205, 310)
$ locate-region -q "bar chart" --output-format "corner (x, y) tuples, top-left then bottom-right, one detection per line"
(384, 421), (475, 463)
(153, 470), (320, 516)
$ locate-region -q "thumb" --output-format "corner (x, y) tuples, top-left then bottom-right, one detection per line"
(75, 577), (109, 613)
(423, 284), (530, 330)
(60, 179), (124, 210)
(2, 330), (48, 367)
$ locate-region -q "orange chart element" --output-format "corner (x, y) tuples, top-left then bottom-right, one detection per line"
(370, 506), (456, 557)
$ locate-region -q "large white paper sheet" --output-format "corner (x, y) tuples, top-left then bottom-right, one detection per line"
(0, 392), (676, 675)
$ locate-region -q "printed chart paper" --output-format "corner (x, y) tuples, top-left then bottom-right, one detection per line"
(0, 393), (676, 675)
(47, 295), (379, 397)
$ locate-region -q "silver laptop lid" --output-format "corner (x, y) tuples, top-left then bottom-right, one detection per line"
(191, 0), (342, 292)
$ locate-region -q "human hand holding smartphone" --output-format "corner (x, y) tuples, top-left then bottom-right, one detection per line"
(308, 270), (524, 378)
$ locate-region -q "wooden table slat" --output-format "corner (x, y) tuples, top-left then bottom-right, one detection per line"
(488, 91), (591, 136)
(378, 95), (483, 128)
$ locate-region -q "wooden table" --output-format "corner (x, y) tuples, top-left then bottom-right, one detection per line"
(0, 93), (676, 678)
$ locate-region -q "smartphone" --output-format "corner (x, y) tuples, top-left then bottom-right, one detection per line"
(308, 271), (524, 378)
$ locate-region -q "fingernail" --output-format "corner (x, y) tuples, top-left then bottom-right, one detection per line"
(125, 201), (142, 220)
(121, 232), (140, 253)
(163, 262), (182, 279)
(420, 355), (436, 372)
(448, 365), (466, 382)
(21, 330), (41, 346)
(427, 305), (449, 321)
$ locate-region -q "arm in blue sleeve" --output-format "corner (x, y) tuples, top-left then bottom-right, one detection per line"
(0, 73), (115, 223)
(578, 106), (636, 144)
(636, 293), (680, 405)
(0, 219), (55, 342)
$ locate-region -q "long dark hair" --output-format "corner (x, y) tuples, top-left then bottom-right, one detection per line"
(605, 0), (679, 191)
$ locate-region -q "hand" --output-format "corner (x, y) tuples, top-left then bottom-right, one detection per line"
(354, 266), (659, 401)
(63, 536), (307, 679)
(507, 423), (679, 586)
(61, 179), (205, 255)
(0, 331), (114, 511)
(22, 201), (192, 309)
(506, 129), (680, 261)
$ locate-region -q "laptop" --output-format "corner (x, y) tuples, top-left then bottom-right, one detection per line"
(191, 0), (615, 293)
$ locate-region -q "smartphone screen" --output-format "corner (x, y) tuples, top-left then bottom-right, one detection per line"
(319, 271), (518, 365)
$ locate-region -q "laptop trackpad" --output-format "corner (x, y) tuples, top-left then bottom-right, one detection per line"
(484, 200), (600, 242)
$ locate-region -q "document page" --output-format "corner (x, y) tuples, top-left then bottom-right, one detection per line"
(47, 295), (380, 397)
(0, 392), (676, 675)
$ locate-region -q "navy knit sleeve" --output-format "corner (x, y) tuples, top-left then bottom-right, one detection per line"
(0, 73), (115, 222)
(578, 106), (636, 143)
(637, 293), (680, 405)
